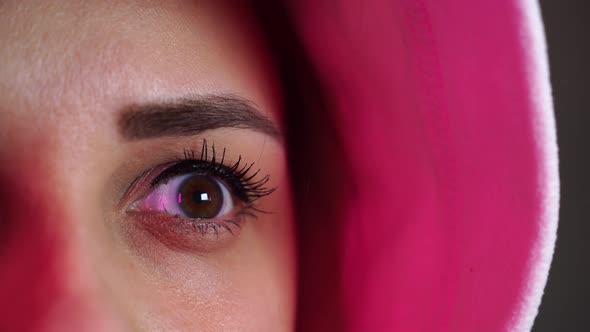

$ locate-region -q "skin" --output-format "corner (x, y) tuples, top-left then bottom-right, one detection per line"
(0, 1), (295, 331)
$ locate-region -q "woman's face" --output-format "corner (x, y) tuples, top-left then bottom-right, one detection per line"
(0, 1), (295, 330)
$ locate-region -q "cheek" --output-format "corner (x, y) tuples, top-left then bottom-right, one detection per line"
(0, 160), (68, 331)
(125, 169), (295, 331)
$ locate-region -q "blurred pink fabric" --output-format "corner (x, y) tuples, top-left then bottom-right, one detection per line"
(290, 0), (559, 331)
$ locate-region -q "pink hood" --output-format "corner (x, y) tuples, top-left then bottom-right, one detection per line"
(287, 0), (559, 331)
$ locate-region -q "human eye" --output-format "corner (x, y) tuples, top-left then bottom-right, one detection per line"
(124, 140), (275, 250)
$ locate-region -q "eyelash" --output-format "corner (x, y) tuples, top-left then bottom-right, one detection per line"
(128, 140), (275, 240)
(151, 140), (275, 205)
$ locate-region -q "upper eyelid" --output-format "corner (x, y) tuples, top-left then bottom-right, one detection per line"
(151, 157), (272, 204)
(118, 140), (277, 213)
(151, 143), (240, 187)
(136, 140), (274, 203)
(150, 160), (211, 187)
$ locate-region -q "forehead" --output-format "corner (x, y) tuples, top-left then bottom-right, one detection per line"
(0, 1), (276, 148)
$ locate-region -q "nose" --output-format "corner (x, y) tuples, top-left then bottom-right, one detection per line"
(0, 164), (127, 331)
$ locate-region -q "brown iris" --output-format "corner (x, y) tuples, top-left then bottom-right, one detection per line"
(178, 175), (224, 218)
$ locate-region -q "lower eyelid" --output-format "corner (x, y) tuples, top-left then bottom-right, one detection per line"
(125, 210), (246, 254)
(118, 142), (276, 253)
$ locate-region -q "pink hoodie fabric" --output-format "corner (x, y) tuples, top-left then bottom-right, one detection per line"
(289, 0), (559, 331)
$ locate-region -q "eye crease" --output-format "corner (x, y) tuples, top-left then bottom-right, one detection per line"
(127, 140), (276, 238)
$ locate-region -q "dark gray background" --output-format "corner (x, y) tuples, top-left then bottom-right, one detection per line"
(533, 0), (590, 331)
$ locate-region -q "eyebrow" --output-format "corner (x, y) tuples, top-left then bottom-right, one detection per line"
(118, 94), (281, 141)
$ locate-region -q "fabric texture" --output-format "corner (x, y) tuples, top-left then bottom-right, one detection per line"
(289, 0), (559, 331)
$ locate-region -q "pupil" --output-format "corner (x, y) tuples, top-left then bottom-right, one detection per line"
(178, 175), (223, 219)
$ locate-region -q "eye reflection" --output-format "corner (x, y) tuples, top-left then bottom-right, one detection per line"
(139, 173), (234, 219)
